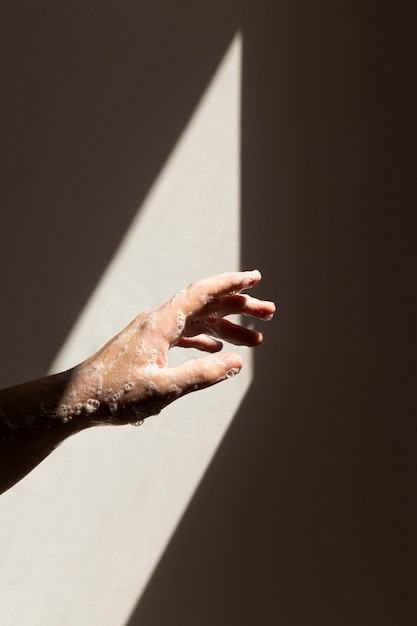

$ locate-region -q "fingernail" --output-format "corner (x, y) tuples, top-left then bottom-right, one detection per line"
(262, 305), (276, 321)
(243, 269), (261, 287)
(223, 353), (242, 371)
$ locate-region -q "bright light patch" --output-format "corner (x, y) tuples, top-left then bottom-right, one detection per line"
(0, 32), (248, 626)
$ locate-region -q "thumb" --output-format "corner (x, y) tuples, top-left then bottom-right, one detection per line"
(167, 352), (243, 397)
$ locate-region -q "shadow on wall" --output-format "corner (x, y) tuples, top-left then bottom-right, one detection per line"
(0, 0), (238, 387)
(127, 2), (417, 625)
(1, 1), (417, 625)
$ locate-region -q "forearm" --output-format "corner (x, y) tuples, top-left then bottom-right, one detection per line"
(0, 368), (91, 494)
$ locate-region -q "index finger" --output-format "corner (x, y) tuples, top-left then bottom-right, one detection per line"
(171, 270), (262, 317)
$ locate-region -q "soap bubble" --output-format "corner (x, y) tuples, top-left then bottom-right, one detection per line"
(85, 398), (100, 413)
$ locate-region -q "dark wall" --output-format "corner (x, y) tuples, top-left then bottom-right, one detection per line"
(128, 2), (417, 625)
(1, 2), (416, 625)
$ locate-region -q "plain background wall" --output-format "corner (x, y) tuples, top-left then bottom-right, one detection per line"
(1, 2), (417, 626)
(0, 3), (248, 626)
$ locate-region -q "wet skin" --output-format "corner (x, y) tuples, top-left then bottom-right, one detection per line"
(0, 270), (275, 493)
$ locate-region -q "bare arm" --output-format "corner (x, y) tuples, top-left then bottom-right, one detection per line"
(0, 270), (275, 494)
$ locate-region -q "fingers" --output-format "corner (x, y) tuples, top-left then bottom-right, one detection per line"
(202, 293), (276, 321)
(214, 318), (264, 346)
(183, 314), (264, 347)
(166, 270), (275, 347)
(177, 335), (223, 352)
(157, 269), (275, 355)
(164, 352), (243, 397)
(173, 270), (262, 317)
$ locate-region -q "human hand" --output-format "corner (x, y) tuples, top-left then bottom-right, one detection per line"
(69, 270), (275, 426)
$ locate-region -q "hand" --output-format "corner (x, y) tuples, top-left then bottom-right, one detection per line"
(68, 270), (276, 425)
(0, 270), (275, 493)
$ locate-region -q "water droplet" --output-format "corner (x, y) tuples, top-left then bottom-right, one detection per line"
(133, 419), (144, 427)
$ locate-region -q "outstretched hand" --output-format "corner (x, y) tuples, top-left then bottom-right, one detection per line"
(0, 270), (275, 494)
(71, 270), (275, 425)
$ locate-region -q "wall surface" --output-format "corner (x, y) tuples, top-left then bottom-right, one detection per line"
(0, 3), (248, 625)
(1, 2), (417, 626)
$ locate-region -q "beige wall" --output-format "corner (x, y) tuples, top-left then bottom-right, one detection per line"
(1, 2), (417, 625)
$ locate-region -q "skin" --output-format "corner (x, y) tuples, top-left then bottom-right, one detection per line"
(0, 270), (275, 494)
